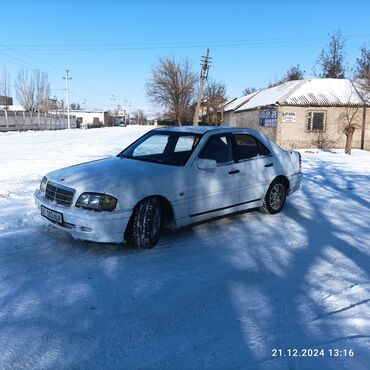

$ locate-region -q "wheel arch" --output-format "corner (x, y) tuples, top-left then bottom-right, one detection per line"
(272, 175), (290, 193)
(125, 194), (176, 236)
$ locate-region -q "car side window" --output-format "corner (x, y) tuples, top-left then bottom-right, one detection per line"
(199, 135), (233, 165)
(257, 140), (271, 156)
(174, 136), (197, 152)
(234, 134), (271, 160)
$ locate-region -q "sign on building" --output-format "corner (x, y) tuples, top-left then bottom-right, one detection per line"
(259, 109), (277, 127)
(282, 112), (296, 123)
(0, 96), (13, 106)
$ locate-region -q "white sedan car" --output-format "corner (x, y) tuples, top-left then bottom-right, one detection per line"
(35, 126), (302, 248)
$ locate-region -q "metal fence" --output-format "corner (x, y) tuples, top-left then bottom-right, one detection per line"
(0, 110), (77, 132)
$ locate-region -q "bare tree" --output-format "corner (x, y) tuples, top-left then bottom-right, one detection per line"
(0, 66), (11, 108)
(339, 105), (361, 155)
(135, 109), (148, 125)
(310, 132), (338, 149)
(316, 30), (346, 78)
(14, 69), (51, 112)
(242, 86), (257, 95)
(284, 65), (304, 81)
(269, 65), (305, 88)
(70, 102), (81, 110)
(354, 44), (370, 94)
(204, 79), (227, 125)
(146, 57), (197, 125)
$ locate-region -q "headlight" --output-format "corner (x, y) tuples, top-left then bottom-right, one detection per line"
(76, 193), (117, 212)
(40, 176), (48, 192)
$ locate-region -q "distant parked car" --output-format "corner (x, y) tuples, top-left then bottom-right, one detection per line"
(35, 126), (302, 248)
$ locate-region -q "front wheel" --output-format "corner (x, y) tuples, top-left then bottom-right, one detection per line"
(260, 180), (287, 214)
(127, 197), (162, 249)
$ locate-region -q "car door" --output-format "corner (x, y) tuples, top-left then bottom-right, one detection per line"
(232, 133), (275, 204)
(188, 134), (242, 217)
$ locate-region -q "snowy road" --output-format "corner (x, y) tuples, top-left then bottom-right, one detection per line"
(0, 126), (369, 369)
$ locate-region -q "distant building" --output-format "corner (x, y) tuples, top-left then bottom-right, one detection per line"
(224, 79), (370, 150)
(69, 109), (109, 128)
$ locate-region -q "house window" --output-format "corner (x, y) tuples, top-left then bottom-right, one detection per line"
(307, 111), (326, 131)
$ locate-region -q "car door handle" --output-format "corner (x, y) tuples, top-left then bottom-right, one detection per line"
(264, 163), (274, 167)
(228, 169), (240, 174)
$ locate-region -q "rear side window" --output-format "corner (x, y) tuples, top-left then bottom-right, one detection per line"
(257, 140), (271, 156)
(234, 134), (271, 160)
(234, 134), (258, 160)
(199, 135), (233, 164)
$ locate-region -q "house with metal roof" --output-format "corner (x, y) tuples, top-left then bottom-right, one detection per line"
(224, 78), (370, 150)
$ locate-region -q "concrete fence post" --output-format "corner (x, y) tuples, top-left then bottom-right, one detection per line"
(5, 109), (8, 129)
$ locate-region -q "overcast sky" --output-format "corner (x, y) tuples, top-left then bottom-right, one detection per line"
(1, 0), (369, 113)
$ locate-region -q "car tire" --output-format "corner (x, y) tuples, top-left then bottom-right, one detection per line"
(127, 197), (162, 249)
(260, 180), (287, 215)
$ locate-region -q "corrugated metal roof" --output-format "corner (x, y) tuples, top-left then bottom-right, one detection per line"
(284, 79), (364, 106)
(232, 79), (367, 112)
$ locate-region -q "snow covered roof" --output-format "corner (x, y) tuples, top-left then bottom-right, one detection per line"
(284, 79), (364, 106)
(236, 80), (304, 111)
(224, 91), (259, 112)
(234, 79), (367, 112)
(223, 98), (237, 108)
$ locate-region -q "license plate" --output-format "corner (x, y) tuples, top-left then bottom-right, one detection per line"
(41, 206), (63, 224)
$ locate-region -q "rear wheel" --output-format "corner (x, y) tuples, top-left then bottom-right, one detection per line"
(127, 197), (162, 248)
(260, 180), (287, 214)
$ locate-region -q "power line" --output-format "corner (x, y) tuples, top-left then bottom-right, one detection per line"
(0, 42), (64, 77)
(0, 33), (369, 51)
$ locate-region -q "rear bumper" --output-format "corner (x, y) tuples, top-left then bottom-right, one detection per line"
(288, 172), (303, 195)
(34, 190), (131, 243)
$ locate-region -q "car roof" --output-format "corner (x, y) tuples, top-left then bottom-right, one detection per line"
(154, 125), (260, 135)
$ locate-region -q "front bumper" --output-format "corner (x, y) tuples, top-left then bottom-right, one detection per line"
(34, 189), (131, 243)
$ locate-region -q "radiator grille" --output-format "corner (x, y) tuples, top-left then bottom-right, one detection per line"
(45, 182), (75, 207)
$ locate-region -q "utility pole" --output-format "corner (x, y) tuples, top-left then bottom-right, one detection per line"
(63, 69), (72, 129)
(193, 48), (211, 126)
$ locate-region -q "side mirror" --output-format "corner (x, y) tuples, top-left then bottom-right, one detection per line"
(197, 158), (217, 171)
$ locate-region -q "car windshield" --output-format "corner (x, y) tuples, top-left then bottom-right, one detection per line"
(118, 131), (202, 166)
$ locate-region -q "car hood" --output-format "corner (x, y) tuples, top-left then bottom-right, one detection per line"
(46, 156), (180, 193)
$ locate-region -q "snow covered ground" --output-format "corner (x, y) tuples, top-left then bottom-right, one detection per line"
(0, 126), (369, 369)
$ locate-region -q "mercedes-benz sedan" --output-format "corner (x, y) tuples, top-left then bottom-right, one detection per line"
(35, 126), (302, 248)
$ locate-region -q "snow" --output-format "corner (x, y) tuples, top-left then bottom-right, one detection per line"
(224, 91), (259, 112)
(236, 80), (304, 111)
(1, 126), (370, 369)
(235, 79), (366, 112)
(285, 79), (364, 106)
